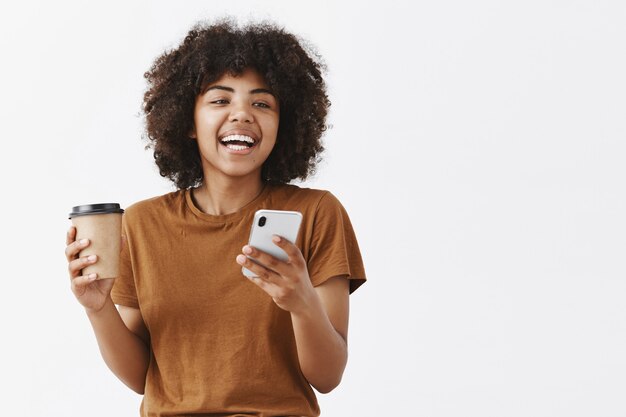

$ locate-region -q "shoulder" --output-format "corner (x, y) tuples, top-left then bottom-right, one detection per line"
(124, 190), (185, 222)
(268, 183), (342, 212)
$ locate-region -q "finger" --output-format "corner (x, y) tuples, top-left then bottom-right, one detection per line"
(236, 254), (280, 283)
(66, 226), (76, 246)
(68, 255), (97, 278)
(271, 235), (305, 266)
(65, 238), (90, 261)
(242, 268), (274, 291)
(238, 260), (281, 298)
(242, 245), (290, 276)
(71, 273), (98, 294)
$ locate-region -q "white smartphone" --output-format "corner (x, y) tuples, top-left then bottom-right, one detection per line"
(242, 209), (303, 277)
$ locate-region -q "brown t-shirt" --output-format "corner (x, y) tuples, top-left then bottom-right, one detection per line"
(111, 183), (366, 417)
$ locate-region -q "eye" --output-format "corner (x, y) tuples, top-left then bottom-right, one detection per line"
(210, 99), (229, 105)
(253, 102), (271, 109)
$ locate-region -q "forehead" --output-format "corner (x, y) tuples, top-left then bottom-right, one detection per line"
(208, 68), (270, 90)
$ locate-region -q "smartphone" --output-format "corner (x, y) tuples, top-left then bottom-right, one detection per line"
(242, 209), (303, 277)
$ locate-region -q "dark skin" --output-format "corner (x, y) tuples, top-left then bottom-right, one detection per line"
(65, 69), (350, 394)
(237, 235), (350, 393)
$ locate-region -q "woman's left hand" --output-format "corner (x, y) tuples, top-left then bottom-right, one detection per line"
(236, 236), (317, 314)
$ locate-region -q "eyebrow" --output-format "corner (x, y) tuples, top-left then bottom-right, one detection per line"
(204, 85), (275, 96)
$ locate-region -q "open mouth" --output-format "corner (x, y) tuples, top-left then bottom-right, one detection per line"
(219, 134), (257, 151)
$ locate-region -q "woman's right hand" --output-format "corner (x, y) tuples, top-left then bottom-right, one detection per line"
(65, 226), (116, 313)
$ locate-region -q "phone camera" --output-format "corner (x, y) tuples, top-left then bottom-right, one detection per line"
(258, 216), (266, 227)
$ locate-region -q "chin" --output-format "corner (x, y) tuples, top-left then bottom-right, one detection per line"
(220, 166), (263, 179)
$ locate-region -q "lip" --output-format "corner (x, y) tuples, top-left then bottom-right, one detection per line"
(218, 129), (260, 144)
(218, 129), (260, 155)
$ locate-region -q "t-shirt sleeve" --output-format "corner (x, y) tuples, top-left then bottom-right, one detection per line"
(110, 215), (139, 308)
(306, 192), (366, 293)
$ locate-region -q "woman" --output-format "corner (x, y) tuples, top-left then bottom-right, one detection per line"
(65, 18), (366, 417)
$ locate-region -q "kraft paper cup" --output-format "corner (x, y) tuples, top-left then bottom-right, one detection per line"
(69, 203), (124, 280)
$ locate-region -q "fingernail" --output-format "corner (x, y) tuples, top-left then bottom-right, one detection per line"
(87, 255), (97, 262)
(236, 255), (247, 264)
(80, 239), (89, 245)
(272, 235), (281, 243)
(88, 273), (97, 280)
(243, 246), (253, 255)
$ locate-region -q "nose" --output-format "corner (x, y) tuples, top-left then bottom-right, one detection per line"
(229, 102), (254, 123)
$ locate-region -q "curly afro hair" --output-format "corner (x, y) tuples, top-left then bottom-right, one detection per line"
(142, 18), (330, 189)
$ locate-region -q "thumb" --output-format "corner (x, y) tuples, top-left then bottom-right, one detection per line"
(72, 274), (97, 296)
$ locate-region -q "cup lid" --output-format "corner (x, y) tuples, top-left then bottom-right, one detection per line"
(69, 203), (124, 219)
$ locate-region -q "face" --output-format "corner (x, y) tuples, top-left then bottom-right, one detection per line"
(190, 68), (280, 182)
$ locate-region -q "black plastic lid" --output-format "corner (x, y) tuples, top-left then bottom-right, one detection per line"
(69, 203), (124, 219)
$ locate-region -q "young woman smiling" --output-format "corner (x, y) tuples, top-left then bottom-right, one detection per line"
(65, 19), (366, 417)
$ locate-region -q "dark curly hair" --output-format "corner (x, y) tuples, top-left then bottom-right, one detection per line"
(142, 18), (330, 189)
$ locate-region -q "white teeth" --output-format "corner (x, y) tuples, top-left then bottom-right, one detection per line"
(220, 134), (255, 144)
(225, 144), (249, 151)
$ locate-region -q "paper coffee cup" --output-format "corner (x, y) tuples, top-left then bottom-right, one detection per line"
(69, 203), (124, 280)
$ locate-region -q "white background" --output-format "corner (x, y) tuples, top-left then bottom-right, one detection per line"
(1, 1), (625, 416)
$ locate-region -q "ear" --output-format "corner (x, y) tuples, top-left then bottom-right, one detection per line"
(188, 124), (197, 139)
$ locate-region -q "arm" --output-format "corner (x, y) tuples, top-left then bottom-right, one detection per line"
(236, 236), (351, 393)
(290, 275), (349, 393)
(87, 300), (150, 394)
(66, 227), (150, 394)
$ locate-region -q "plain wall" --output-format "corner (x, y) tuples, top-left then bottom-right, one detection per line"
(1, 0), (625, 415)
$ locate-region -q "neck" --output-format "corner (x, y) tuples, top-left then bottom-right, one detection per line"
(192, 173), (265, 216)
